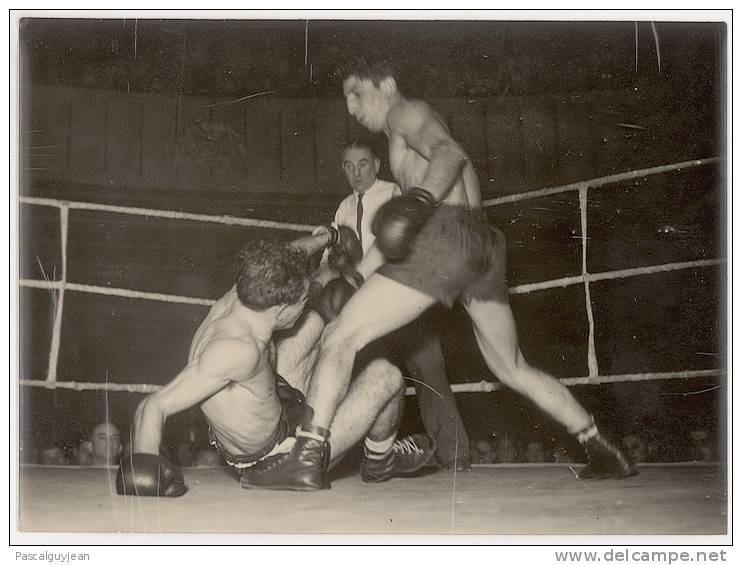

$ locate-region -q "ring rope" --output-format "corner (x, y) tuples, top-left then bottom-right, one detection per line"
(580, 186), (599, 379)
(19, 157), (724, 394)
(19, 368), (726, 396)
(18, 196), (316, 233)
(480, 157), (721, 208)
(20, 256), (726, 306)
(45, 204), (68, 384)
(508, 258), (726, 296)
(20, 279), (217, 307)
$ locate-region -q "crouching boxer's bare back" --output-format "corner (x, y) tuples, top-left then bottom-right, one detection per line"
(116, 233), (436, 496)
(242, 57), (637, 491)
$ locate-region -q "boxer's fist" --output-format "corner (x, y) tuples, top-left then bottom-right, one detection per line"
(328, 226), (363, 272)
(116, 453), (187, 497)
(372, 187), (436, 261)
(310, 277), (357, 323)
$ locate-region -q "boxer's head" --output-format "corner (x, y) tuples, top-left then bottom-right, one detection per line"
(341, 137), (381, 194)
(235, 240), (314, 327)
(342, 57), (400, 133)
(340, 55), (398, 87)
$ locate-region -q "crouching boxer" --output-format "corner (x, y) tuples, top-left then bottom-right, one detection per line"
(117, 226), (435, 496)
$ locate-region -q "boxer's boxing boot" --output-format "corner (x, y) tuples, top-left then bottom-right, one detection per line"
(577, 422), (638, 479)
(360, 433), (437, 483)
(240, 424), (331, 491)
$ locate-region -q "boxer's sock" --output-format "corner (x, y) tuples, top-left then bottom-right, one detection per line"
(364, 434), (397, 459)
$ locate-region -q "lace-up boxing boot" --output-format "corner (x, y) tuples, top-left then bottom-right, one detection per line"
(360, 433), (437, 483)
(577, 422), (638, 479)
(240, 424), (331, 491)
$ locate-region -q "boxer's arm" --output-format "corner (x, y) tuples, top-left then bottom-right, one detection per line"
(356, 241), (386, 280)
(388, 100), (469, 203)
(132, 339), (260, 454)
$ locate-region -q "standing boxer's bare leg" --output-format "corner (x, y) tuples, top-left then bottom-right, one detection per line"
(463, 297), (592, 433)
(464, 296), (636, 478)
(307, 274), (437, 429)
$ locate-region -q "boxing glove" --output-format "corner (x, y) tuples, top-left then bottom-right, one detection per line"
(372, 187), (437, 261)
(309, 277), (358, 323)
(116, 453), (187, 497)
(328, 225), (363, 273)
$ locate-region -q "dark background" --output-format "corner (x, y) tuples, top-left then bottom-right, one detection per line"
(18, 17), (727, 463)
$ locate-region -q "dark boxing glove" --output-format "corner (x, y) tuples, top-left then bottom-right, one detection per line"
(309, 276), (360, 323)
(328, 225), (363, 273)
(116, 453), (187, 497)
(372, 187), (437, 261)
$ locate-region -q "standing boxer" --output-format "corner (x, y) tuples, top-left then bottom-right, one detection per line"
(241, 57), (636, 491)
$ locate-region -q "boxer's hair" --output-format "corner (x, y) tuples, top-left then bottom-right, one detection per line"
(339, 55), (398, 88)
(234, 240), (314, 310)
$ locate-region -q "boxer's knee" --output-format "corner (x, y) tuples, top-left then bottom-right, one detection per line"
(365, 358), (405, 397)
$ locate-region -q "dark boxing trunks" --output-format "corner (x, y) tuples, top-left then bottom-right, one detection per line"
(377, 205), (509, 307)
(209, 375), (305, 470)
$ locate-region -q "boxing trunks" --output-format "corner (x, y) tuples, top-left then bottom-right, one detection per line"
(377, 205), (509, 307)
(209, 375), (305, 471)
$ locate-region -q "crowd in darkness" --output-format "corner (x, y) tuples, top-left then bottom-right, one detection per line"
(468, 428), (719, 465)
(33, 418), (226, 469)
(32, 412), (719, 469)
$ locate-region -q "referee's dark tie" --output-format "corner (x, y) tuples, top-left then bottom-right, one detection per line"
(356, 192), (364, 248)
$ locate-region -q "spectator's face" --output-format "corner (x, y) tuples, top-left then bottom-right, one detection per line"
(342, 146), (380, 194)
(471, 440), (494, 464)
(343, 75), (393, 133)
(621, 434), (648, 463)
(91, 423), (122, 465)
(39, 447), (67, 465)
(689, 430), (714, 461)
(525, 441), (547, 463)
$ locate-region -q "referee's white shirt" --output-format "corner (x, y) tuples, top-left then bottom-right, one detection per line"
(333, 178), (401, 256)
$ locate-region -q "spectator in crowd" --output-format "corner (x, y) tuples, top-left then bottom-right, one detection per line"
(66, 437), (93, 466)
(621, 433), (650, 463)
(470, 438), (495, 464)
(38, 445), (69, 465)
(688, 429), (716, 462)
(77, 422), (123, 466)
(525, 440), (548, 463)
